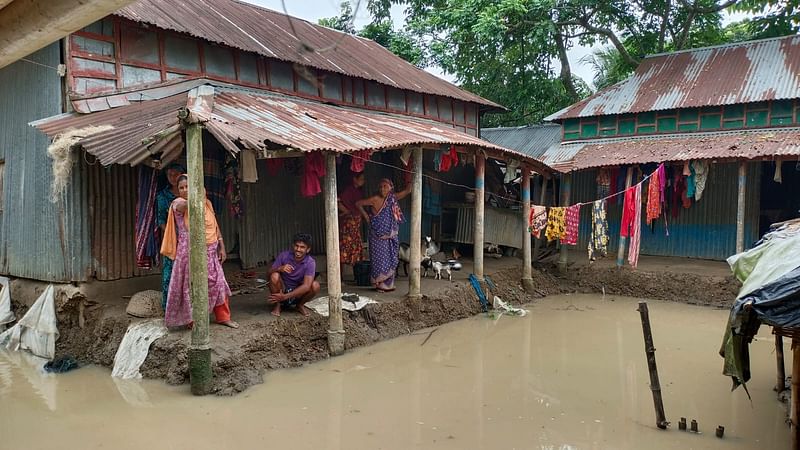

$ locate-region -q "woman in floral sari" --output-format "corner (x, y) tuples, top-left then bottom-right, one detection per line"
(160, 175), (238, 329)
(356, 178), (411, 292)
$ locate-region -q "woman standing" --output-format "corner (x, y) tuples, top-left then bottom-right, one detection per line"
(356, 178), (411, 292)
(155, 162), (184, 310)
(160, 175), (238, 329)
(337, 172), (366, 266)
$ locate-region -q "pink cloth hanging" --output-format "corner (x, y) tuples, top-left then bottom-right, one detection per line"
(562, 204), (581, 245)
(301, 152), (326, 198)
(628, 184), (642, 268)
(350, 150), (372, 173)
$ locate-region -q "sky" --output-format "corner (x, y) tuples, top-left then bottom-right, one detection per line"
(246, 0), (748, 89)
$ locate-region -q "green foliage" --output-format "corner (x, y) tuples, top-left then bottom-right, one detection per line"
(732, 0), (800, 38)
(317, 1), (357, 34)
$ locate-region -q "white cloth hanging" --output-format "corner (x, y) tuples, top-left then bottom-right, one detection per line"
(0, 285), (58, 359)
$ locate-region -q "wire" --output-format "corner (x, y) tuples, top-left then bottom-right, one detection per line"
(19, 58), (64, 74)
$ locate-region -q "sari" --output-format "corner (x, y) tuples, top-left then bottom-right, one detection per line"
(369, 185), (404, 291)
(160, 197), (231, 327)
(339, 184), (364, 265)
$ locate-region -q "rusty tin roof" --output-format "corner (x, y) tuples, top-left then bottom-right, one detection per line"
(31, 80), (551, 173)
(546, 34), (800, 121)
(114, 0), (500, 109)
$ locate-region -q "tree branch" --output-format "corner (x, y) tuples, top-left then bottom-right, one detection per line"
(677, 0), (738, 14)
(553, 29), (581, 102)
(576, 19), (641, 67)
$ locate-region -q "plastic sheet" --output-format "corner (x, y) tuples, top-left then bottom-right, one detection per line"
(0, 277), (14, 332)
(306, 294), (377, 317)
(111, 319), (168, 379)
(0, 285), (58, 359)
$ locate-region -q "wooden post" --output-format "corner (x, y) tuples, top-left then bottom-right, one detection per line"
(324, 152), (345, 356)
(408, 147), (423, 303)
(736, 161), (747, 254)
(637, 302), (668, 429)
(793, 339), (800, 450)
(532, 174), (548, 261)
(557, 173), (571, 273)
(521, 167), (534, 292)
(777, 335), (786, 392)
(616, 167), (634, 268)
(474, 150), (486, 278)
(186, 122), (211, 396)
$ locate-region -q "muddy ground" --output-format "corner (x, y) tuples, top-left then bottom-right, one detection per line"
(20, 263), (741, 395)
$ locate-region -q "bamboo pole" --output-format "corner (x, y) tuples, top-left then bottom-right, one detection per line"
(736, 161), (747, 254)
(185, 121), (212, 396)
(408, 147), (423, 304)
(521, 167), (534, 292)
(557, 173), (572, 273)
(792, 339), (800, 450)
(532, 175), (548, 261)
(637, 302), (668, 429)
(616, 167), (634, 268)
(777, 335), (786, 392)
(473, 150), (485, 279)
(323, 152), (345, 356)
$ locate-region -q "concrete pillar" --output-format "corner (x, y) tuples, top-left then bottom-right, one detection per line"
(616, 167), (634, 268)
(473, 151), (486, 278)
(736, 161), (747, 254)
(557, 173), (572, 272)
(521, 167), (534, 292)
(186, 122), (211, 395)
(408, 147), (423, 302)
(532, 174), (548, 261)
(324, 152), (345, 356)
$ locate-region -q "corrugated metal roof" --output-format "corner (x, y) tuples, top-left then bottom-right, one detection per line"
(114, 0), (500, 108)
(549, 127), (800, 172)
(546, 34), (800, 120)
(31, 80), (552, 173)
(480, 124), (562, 159)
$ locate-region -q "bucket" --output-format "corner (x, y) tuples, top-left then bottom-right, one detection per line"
(353, 261), (372, 286)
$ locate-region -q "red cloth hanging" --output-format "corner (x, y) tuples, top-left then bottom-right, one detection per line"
(350, 150), (372, 173)
(621, 186), (637, 238)
(301, 152), (326, 198)
(266, 158), (282, 177)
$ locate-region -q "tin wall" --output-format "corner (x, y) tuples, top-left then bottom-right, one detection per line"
(570, 162), (761, 261)
(0, 43), (93, 281)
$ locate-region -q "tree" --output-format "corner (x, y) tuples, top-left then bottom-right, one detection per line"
(318, 1), (357, 34)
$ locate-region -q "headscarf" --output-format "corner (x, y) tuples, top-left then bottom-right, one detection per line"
(160, 177), (220, 260)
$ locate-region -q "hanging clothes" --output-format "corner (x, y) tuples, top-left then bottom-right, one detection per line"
(504, 159), (520, 184)
(440, 146), (459, 172)
(224, 154), (244, 218)
(203, 150), (226, 212)
(621, 184), (643, 268)
(671, 169), (686, 218)
(350, 150), (372, 173)
(588, 200), (608, 261)
(774, 160), (783, 183)
(266, 158), (282, 177)
(562, 204), (581, 246)
(433, 150), (443, 172)
(400, 147), (413, 166)
(692, 160), (709, 201)
(545, 207), (566, 242)
(240, 149), (258, 183)
(135, 166), (159, 270)
(301, 151), (326, 198)
(646, 166), (661, 225)
(596, 168), (611, 198)
(686, 162), (696, 199)
(529, 205), (548, 239)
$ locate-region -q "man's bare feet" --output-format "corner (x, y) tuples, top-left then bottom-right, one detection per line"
(218, 320), (239, 329)
(271, 303), (281, 317)
(298, 304), (311, 317)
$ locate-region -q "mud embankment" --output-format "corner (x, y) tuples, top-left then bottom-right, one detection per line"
(38, 265), (740, 394)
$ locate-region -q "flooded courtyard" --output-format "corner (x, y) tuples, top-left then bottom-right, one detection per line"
(0, 294), (789, 449)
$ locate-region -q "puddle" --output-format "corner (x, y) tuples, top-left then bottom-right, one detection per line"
(0, 295), (789, 449)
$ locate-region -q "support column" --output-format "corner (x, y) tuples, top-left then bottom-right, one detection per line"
(408, 147), (423, 303)
(186, 122), (211, 396)
(736, 161), (747, 254)
(792, 339), (800, 450)
(557, 173), (572, 273)
(777, 336), (786, 392)
(521, 167), (534, 292)
(616, 167), (634, 268)
(532, 174), (548, 261)
(324, 152), (345, 356)
(473, 150), (486, 278)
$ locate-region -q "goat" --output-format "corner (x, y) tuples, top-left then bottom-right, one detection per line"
(397, 242), (410, 277)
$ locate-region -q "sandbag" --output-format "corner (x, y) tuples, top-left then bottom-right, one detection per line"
(0, 285), (58, 359)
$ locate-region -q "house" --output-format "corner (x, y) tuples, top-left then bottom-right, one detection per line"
(536, 35), (800, 261)
(0, 0), (551, 285)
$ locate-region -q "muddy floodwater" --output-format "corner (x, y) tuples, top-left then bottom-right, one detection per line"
(0, 295), (790, 449)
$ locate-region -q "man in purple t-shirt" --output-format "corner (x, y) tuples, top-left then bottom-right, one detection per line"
(267, 233), (320, 317)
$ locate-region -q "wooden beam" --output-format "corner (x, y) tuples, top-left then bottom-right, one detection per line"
(186, 122), (212, 396)
(736, 161), (747, 254)
(0, 0), (136, 69)
(324, 151), (345, 356)
(473, 150), (486, 278)
(408, 147), (423, 302)
(521, 167), (533, 292)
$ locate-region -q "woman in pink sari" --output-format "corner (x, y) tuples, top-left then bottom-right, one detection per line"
(160, 175), (238, 329)
(356, 178), (411, 292)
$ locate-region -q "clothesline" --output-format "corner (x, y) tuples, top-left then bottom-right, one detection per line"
(347, 151), (664, 209)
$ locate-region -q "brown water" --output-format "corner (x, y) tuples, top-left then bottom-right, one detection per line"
(0, 295), (790, 450)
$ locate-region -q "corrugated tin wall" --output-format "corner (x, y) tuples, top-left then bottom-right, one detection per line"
(571, 162), (761, 261)
(237, 161), (326, 268)
(0, 43), (93, 281)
